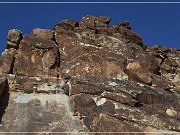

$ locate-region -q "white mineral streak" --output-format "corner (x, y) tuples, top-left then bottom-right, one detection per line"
(96, 98), (107, 106)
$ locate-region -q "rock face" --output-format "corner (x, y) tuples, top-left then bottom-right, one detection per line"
(13, 36), (60, 77)
(0, 15), (179, 134)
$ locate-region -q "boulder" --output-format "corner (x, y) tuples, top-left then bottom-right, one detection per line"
(13, 36), (60, 77)
(70, 93), (97, 117)
(31, 28), (54, 40)
(54, 19), (79, 31)
(7, 29), (22, 49)
(126, 61), (152, 84)
(118, 21), (132, 30)
(0, 48), (16, 74)
(117, 26), (142, 45)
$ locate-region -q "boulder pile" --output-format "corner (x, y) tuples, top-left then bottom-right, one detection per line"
(0, 16), (179, 134)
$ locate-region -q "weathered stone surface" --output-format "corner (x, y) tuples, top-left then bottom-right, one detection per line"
(0, 16), (180, 133)
(70, 93), (97, 117)
(0, 48), (16, 74)
(152, 74), (174, 90)
(119, 21), (132, 30)
(84, 112), (143, 133)
(126, 61), (152, 84)
(7, 29), (22, 49)
(100, 91), (139, 107)
(31, 28), (54, 40)
(118, 25), (142, 45)
(0, 77), (8, 98)
(54, 19), (79, 31)
(13, 36), (60, 77)
(0, 92), (88, 133)
(56, 33), (127, 79)
(8, 75), (64, 93)
(147, 45), (180, 93)
(69, 75), (180, 132)
(80, 15), (111, 29)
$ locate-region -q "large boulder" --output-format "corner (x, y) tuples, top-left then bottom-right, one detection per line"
(13, 36), (60, 77)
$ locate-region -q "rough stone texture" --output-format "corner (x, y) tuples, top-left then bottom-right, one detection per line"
(0, 77), (8, 98)
(0, 48), (16, 75)
(119, 21), (132, 30)
(54, 19), (79, 31)
(70, 76), (180, 132)
(126, 61), (152, 84)
(147, 45), (180, 93)
(0, 16), (179, 134)
(31, 28), (54, 40)
(0, 92), (88, 133)
(7, 29), (22, 49)
(13, 36), (60, 77)
(151, 74), (174, 90)
(79, 15), (111, 29)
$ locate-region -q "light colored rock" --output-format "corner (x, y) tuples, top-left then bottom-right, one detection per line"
(166, 107), (178, 117)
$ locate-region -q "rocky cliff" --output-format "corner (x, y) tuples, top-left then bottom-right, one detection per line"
(0, 16), (179, 134)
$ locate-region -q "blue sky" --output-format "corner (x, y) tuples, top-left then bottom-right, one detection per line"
(0, 1), (180, 53)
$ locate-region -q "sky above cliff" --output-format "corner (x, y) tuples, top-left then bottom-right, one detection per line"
(0, 1), (180, 53)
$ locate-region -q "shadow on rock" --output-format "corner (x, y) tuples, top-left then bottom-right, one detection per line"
(0, 85), (10, 124)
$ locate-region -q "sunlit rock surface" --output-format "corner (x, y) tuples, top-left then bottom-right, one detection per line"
(0, 15), (179, 134)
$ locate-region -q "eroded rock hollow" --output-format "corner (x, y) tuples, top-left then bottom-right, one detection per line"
(0, 16), (179, 134)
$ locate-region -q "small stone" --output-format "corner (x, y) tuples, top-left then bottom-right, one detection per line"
(166, 107), (177, 117)
(96, 98), (107, 106)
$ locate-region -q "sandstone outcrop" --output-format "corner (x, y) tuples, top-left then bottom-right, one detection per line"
(0, 15), (179, 134)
